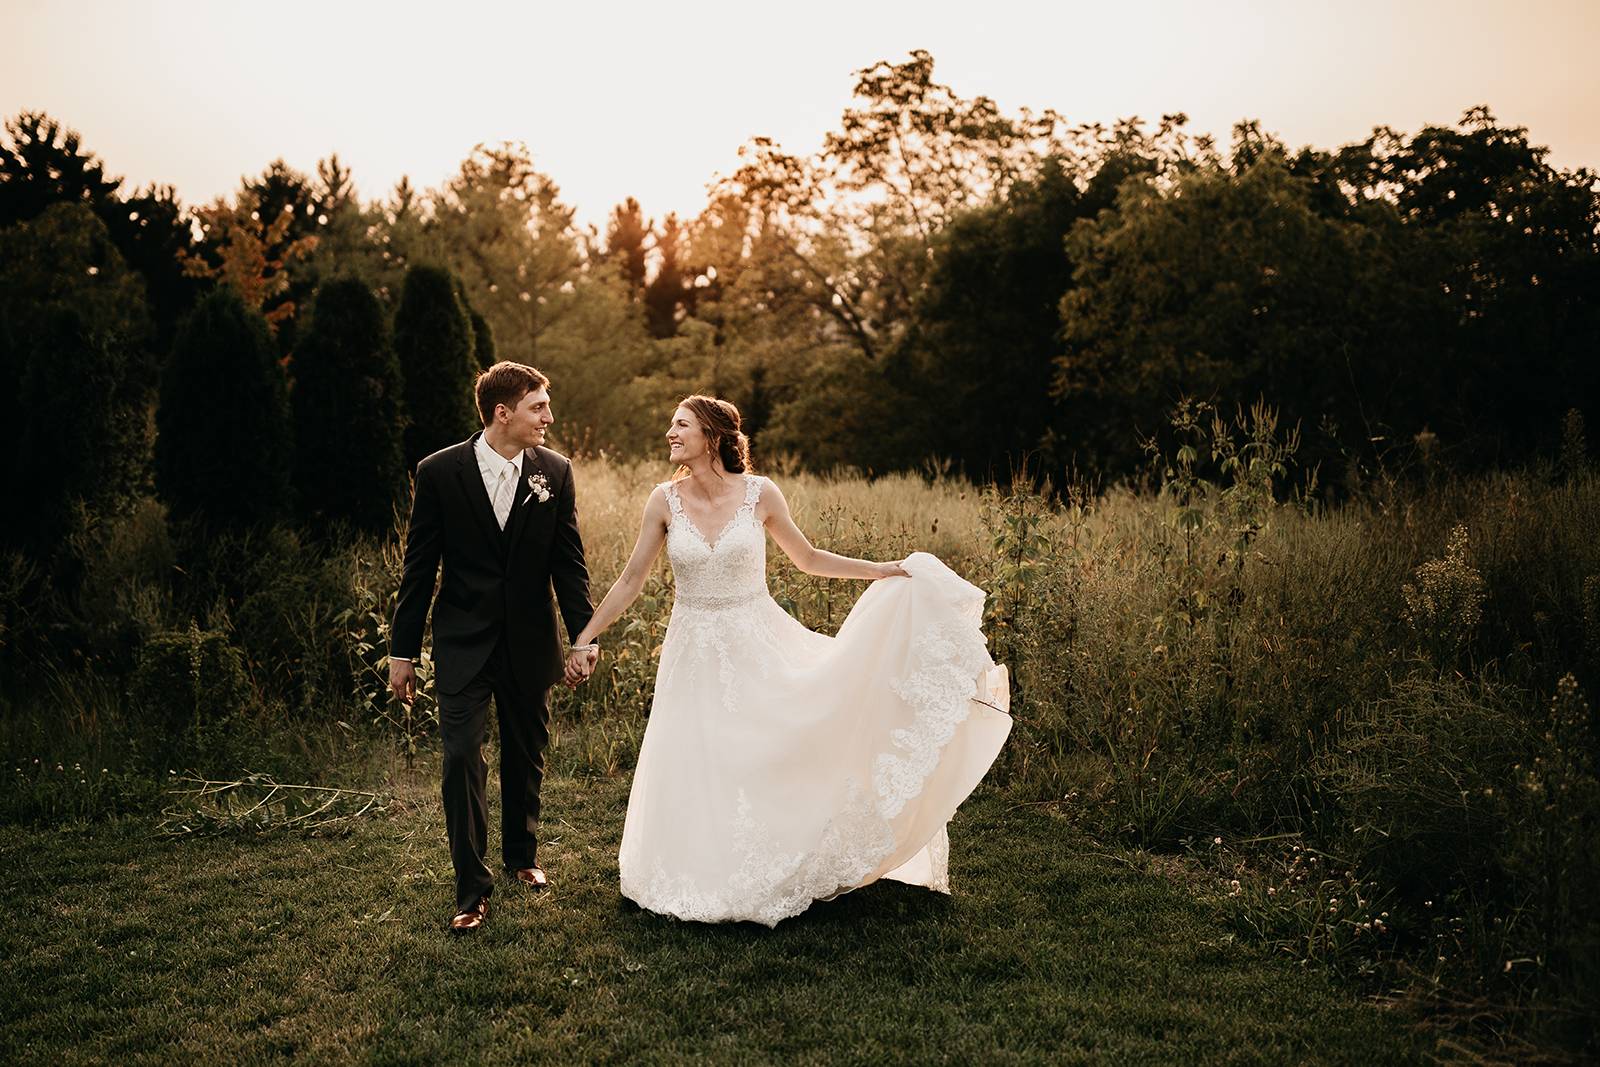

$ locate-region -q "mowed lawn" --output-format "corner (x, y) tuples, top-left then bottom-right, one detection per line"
(1, 773), (1423, 1065)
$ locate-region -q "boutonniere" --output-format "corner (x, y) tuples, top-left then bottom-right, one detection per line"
(526, 472), (552, 503)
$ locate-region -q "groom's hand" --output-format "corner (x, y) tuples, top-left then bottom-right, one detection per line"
(388, 658), (417, 704)
(564, 647), (599, 688)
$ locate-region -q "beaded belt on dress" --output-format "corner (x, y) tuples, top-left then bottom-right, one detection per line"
(672, 587), (765, 611)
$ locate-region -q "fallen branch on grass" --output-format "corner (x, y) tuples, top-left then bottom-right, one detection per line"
(159, 773), (396, 837)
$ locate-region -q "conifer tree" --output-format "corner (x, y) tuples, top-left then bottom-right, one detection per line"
(156, 287), (292, 526)
(0, 203), (152, 548)
(292, 278), (406, 532)
(393, 264), (478, 469)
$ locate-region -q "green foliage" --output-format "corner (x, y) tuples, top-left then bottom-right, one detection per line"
(337, 538), (438, 766)
(0, 203), (153, 549)
(603, 197), (649, 294)
(901, 157), (1091, 479)
(428, 143), (583, 371)
(3, 758), (160, 826)
(1401, 524), (1487, 666)
(292, 277), (406, 532)
(392, 263), (478, 468)
(129, 623), (255, 759)
(155, 287), (292, 526)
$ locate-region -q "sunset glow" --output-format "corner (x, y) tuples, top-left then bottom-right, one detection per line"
(3, 0), (1597, 228)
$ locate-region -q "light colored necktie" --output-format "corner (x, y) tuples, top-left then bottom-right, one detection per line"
(492, 463), (515, 530)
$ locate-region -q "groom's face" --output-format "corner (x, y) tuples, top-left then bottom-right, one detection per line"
(502, 386), (553, 449)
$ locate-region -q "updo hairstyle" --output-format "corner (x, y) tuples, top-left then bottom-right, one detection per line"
(675, 394), (751, 478)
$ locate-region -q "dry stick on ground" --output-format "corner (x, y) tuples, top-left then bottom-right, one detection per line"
(159, 774), (394, 836)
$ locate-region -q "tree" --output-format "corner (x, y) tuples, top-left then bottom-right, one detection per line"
(180, 188), (319, 336)
(1, 112), (199, 349)
(1055, 155), (1417, 479)
(393, 264), (479, 468)
(0, 112), (120, 228)
(603, 197), (650, 296)
(645, 213), (691, 338)
(292, 278), (406, 532)
(0, 203), (153, 547)
(429, 142), (584, 367)
(900, 157), (1091, 480)
(156, 287), (292, 526)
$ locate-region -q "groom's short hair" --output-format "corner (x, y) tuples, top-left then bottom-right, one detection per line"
(475, 361), (550, 425)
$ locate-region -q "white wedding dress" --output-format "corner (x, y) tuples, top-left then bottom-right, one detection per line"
(617, 474), (1013, 926)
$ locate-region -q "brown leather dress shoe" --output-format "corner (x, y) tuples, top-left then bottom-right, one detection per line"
(449, 894), (490, 934)
(507, 865), (549, 890)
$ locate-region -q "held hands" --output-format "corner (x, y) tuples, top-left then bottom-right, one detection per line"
(564, 644), (600, 688)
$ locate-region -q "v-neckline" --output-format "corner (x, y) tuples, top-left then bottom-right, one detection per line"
(674, 475), (752, 553)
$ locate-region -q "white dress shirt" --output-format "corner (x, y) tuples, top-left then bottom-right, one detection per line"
(476, 433), (524, 530)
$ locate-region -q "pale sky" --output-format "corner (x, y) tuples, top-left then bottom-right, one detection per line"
(4, 0), (1597, 232)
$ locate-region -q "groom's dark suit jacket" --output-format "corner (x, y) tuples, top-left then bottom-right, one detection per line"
(392, 434), (593, 695)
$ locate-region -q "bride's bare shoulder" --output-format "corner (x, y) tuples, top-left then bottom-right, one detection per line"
(643, 483), (672, 520)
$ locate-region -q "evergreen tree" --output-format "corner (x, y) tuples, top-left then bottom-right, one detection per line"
(394, 264), (478, 468)
(0, 203), (152, 547)
(604, 197), (650, 295)
(469, 306), (496, 369)
(292, 278), (406, 532)
(1, 112), (199, 352)
(0, 112), (120, 227)
(156, 287), (292, 526)
(645, 213), (689, 338)
(450, 274), (497, 370)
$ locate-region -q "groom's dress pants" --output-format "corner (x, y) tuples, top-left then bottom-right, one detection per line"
(438, 635), (550, 912)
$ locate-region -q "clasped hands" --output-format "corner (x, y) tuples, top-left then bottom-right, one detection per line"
(564, 644), (599, 688)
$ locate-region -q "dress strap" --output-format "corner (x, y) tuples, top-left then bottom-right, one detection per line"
(661, 480), (686, 522)
(741, 473), (764, 511)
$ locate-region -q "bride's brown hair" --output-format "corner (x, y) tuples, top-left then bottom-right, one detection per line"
(673, 395), (751, 480)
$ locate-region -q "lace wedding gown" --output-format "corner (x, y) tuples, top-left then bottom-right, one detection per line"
(618, 474), (1012, 926)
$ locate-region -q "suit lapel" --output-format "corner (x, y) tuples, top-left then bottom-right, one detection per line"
(508, 448), (552, 558)
(454, 432), (503, 553)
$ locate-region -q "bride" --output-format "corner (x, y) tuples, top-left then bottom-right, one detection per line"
(565, 395), (1011, 926)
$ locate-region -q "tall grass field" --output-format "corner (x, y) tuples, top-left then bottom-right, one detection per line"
(3, 427), (1597, 1062)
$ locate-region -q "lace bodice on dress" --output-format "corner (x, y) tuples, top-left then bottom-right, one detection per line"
(662, 474), (767, 611)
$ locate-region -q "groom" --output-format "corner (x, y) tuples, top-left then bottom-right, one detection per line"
(389, 361), (598, 934)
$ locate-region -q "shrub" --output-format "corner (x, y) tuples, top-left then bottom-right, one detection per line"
(393, 264), (477, 469)
(155, 287), (292, 526)
(129, 623), (255, 760)
(292, 277), (406, 532)
(1402, 523), (1486, 666)
(0, 203), (153, 550)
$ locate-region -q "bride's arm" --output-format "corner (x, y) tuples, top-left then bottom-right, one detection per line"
(572, 486), (671, 652)
(760, 479), (908, 581)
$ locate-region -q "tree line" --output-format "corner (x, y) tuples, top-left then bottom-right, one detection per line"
(2, 51), (1596, 549)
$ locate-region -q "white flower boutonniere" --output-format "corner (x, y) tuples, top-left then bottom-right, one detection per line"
(526, 472), (552, 503)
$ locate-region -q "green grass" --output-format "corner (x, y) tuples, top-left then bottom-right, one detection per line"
(0, 768), (1423, 1065)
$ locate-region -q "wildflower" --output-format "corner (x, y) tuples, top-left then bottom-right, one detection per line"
(1213, 836), (1222, 846)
